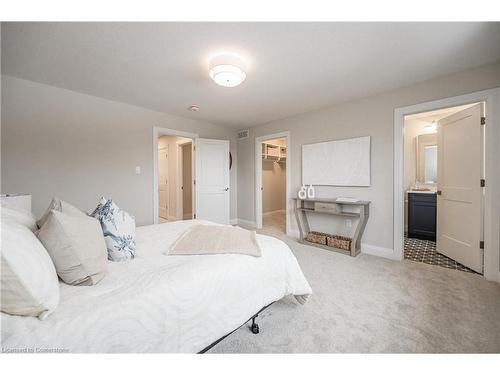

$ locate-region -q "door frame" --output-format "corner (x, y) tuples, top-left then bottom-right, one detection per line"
(152, 126), (198, 224)
(255, 131), (291, 234)
(394, 88), (500, 282)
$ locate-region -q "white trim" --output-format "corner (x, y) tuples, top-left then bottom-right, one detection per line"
(237, 218), (256, 228)
(153, 126), (198, 224)
(263, 209), (286, 217)
(361, 244), (399, 260)
(230, 218), (238, 225)
(394, 88), (500, 282)
(176, 138), (192, 146)
(255, 131), (291, 236)
(288, 229), (300, 239)
(176, 143), (183, 220)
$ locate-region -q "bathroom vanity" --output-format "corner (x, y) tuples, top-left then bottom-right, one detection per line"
(407, 191), (436, 241)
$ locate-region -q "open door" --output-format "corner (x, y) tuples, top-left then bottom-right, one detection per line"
(195, 138), (230, 224)
(436, 103), (484, 273)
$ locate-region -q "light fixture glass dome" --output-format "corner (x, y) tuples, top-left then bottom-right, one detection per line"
(209, 54), (247, 87)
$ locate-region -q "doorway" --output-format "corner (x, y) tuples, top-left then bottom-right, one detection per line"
(255, 132), (291, 236)
(153, 127), (231, 226)
(157, 134), (194, 223)
(403, 103), (484, 274)
(394, 89), (500, 282)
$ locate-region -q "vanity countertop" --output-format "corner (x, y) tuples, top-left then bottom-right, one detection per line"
(407, 190), (437, 194)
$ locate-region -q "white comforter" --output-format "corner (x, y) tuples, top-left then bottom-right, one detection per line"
(1, 220), (312, 353)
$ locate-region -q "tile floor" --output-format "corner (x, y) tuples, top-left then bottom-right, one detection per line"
(404, 236), (479, 274)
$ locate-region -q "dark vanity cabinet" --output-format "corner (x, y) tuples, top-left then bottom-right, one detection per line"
(407, 192), (436, 241)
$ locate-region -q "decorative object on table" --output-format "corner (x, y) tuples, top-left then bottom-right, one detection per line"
(298, 185), (307, 199)
(90, 197), (136, 262)
(307, 184), (315, 199)
(335, 197), (359, 203)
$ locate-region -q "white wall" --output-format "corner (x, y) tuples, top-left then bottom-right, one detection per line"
(237, 62), (500, 250)
(1, 76), (238, 225)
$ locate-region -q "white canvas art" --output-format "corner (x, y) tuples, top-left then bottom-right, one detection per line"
(302, 136), (371, 186)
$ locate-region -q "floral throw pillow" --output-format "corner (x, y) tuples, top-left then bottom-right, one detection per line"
(90, 197), (136, 262)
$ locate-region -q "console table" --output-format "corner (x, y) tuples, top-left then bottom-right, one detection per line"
(293, 197), (370, 257)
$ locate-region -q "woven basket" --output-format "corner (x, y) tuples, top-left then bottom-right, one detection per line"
(326, 235), (352, 251)
(305, 231), (328, 245)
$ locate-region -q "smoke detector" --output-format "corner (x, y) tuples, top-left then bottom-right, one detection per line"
(188, 105), (200, 112)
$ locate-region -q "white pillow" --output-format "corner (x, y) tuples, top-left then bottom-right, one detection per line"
(37, 210), (108, 286)
(90, 198), (136, 262)
(37, 197), (87, 229)
(1, 204), (37, 231)
(1, 221), (60, 320)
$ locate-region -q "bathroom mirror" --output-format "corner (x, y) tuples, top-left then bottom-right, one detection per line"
(416, 133), (437, 184)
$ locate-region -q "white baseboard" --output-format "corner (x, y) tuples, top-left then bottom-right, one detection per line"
(288, 229), (300, 239)
(361, 243), (399, 260)
(229, 218), (238, 225)
(263, 209), (285, 217)
(237, 218), (256, 228)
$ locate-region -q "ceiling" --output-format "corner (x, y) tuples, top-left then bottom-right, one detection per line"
(2, 22), (500, 128)
(405, 103), (479, 123)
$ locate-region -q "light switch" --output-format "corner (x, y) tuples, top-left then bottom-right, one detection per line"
(135, 166), (141, 174)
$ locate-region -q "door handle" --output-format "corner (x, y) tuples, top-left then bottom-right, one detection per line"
(224, 187), (229, 191)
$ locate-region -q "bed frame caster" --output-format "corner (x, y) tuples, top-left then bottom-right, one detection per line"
(250, 316), (259, 334)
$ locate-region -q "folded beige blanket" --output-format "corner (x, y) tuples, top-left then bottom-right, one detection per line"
(168, 224), (261, 257)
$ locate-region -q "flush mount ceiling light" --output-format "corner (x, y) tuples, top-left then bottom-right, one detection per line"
(209, 54), (247, 88)
(188, 105), (200, 112)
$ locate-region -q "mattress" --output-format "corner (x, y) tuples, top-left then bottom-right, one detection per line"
(1, 220), (312, 353)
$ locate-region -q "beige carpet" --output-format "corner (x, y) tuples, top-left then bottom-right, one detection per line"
(211, 216), (500, 353)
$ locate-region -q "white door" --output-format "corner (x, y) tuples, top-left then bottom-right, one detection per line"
(158, 146), (169, 219)
(436, 103), (484, 273)
(195, 138), (230, 224)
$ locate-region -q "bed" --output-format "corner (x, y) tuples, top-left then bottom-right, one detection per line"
(1, 219), (312, 353)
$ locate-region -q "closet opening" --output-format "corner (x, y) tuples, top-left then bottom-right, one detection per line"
(260, 137), (287, 235)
